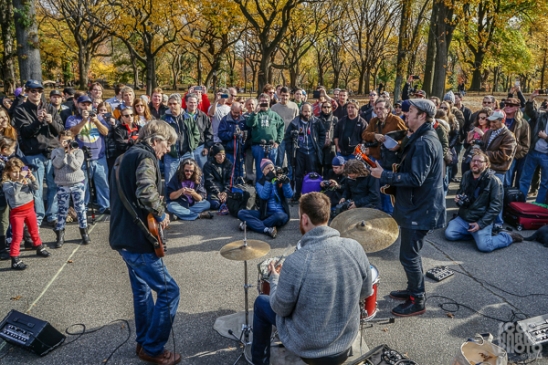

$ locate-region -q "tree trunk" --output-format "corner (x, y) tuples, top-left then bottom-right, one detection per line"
(540, 48), (547, 90)
(129, 51), (139, 90)
(0, 0), (16, 94)
(470, 51), (486, 91)
(13, 0), (42, 83)
(423, 3), (439, 97)
(357, 65), (365, 95)
(78, 47), (88, 89)
(258, 55), (270, 92)
(492, 67), (499, 92)
(145, 56), (156, 95)
(394, 0), (412, 101)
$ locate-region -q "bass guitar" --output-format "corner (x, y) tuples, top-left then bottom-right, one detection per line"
(146, 213), (165, 258)
(353, 144), (397, 204)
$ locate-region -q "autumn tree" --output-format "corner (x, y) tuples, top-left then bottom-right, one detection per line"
(0, 0), (16, 93)
(13, 0), (42, 83)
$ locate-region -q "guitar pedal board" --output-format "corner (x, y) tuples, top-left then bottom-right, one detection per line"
(517, 314), (548, 347)
(426, 266), (455, 282)
(1, 323), (31, 345)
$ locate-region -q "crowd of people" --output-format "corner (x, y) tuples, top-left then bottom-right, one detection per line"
(2, 77), (548, 365)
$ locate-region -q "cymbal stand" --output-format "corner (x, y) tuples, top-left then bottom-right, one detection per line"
(227, 221), (253, 364)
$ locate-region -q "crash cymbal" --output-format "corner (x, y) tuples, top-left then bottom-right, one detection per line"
(220, 239), (271, 261)
(330, 208), (399, 253)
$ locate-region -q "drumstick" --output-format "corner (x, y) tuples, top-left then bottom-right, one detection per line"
(271, 244), (293, 273)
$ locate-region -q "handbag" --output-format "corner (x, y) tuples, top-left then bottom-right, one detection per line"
(452, 334), (507, 365)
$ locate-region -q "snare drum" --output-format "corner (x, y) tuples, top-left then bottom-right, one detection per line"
(361, 264), (380, 321)
(257, 257), (280, 295)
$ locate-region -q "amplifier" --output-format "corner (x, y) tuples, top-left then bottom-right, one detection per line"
(517, 314), (548, 347)
(0, 310), (65, 356)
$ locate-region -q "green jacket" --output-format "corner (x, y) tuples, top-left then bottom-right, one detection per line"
(246, 109), (285, 144)
(162, 111), (200, 157)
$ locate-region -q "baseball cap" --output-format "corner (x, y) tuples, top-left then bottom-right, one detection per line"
(408, 99), (436, 117)
(24, 80), (43, 89)
(443, 90), (455, 104)
(77, 95), (93, 104)
(50, 90), (62, 97)
(413, 90), (426, 98)
(332, 156), (345, 166)
(505, 98), (520, 106)
(401, 100), (411, 113)
(63, 87), (75, 96)
(487, 109), (506, 121)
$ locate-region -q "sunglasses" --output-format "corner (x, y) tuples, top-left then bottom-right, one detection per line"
(29, 89), (43, 94)
(369, 94), (377, 97)
(439, 107), (448, 110)
(135, 104), (144, 107)
(183, 169), (194, 173)
(122, 114), (133, 117)
(168, 103), (178, 105)
(322, 106), (331, 109)
(479, 116), (487, 120)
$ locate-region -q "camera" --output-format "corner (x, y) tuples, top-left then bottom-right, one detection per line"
(334, 200), (353, 216)
(275, 167), (288, 176)
(472, 139), (484, 147)
(412, 75), (420, 80)
(259, 102), (269, 108)
(364, 141), (379, 148)
(220, 93), (229, 99)
(322, 180), (333, 188)
(81, 145), (93, 159)
(194, 86), (203, 91)
(313, 90), (321, 99)
(89, 111), (96, 118)
(103, 112), (112, 120)
(69, 141), (80, 149)
(234, 126), (244, 138)
(456, 194), (470, 208)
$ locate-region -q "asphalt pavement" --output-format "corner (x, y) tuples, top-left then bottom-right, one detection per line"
(0, 182), (547, 365)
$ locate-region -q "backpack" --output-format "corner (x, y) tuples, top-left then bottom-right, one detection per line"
(226, 182), (256, 218)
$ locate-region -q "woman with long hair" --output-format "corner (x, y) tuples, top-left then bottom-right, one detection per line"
(0, 108), (17, 140)
(133, 99), (153, 127)
(166, 159), (212, 220)
(462, 107), (492, 175)
(113, 106), (140, 159)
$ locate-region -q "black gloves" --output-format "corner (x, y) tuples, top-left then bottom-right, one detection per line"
(265, 171), (276, 182)
(278, 175), (290, 185)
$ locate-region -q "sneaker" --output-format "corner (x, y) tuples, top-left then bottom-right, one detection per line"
(36, 245), (51, 258)
(239, 222), (245, 231)
(138, 348), (181, 365)
(492, 225), (504, 236)
(11, 257), (27, 270)
(265, 227), (277, 239)
(389, 289), (411, 301)
(169, 213), (178, 221)
(391, 295), (426, 317)
(509, 232), (524, 243)
(199, 211), (213, 219)
(528, 190), (538, 198)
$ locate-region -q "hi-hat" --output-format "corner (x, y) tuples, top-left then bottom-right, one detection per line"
(220, 240), (271, 261)
(330, 208), (399, 253)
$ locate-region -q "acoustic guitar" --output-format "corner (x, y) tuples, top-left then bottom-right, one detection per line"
(146, 213), (165, 258)
(353, 144), (397, 204)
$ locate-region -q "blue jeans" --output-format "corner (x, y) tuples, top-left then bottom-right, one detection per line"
(237, 209), (288, 233)
(192, 144), (208, 170)
(167, 200), (210, 221)
(493, 173), (505, 226)
(519, 151), (548, 204)
(251, 295), (277, 365)
(24, 153), (57, 225)
(82, 156), (110, 212)
(56, 183), (87, 230)
(118, 250), (180, 357)
(208, 195), (222, 210)
(380, 193), (393, 215)
(445, 216), (513, 252)
(399, 228), (427, 297)
(252, 145), (278, 181)
(164, 152), (193, 191)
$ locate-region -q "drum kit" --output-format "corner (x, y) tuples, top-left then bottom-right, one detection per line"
(218, 208), (399, 364)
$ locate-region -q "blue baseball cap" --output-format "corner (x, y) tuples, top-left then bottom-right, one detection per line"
(24, 80), (43, 89)
(332, 156), (345, 166)
(77, 95), (93, 104)
(401, 100), (411, 113)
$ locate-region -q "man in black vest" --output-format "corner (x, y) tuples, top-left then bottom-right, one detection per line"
(109, 120), (181, 365)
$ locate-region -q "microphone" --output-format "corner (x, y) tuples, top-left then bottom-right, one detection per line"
(268, 140), (274, 145)
(260, 139), (266, 145)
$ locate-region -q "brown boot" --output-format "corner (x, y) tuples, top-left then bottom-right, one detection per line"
(509, 232), (524, 243)
(138, 348), (181, 365)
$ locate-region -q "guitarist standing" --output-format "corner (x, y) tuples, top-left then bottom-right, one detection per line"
(370, 99), (445, 317)
(109, 120), (182, 365)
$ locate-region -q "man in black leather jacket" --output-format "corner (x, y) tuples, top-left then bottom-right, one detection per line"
(445, 150), (523, 252)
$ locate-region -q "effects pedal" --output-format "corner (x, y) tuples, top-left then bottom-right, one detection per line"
(426, 266), (454, 282)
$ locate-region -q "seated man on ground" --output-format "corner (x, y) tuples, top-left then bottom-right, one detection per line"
(166, 158), (213, 220)
(251, 192), (372, 365)
(445, 150), (523, 252)
(321, 156), (347, 211)
(203, 143), (233, 210)
(238, 159), (292, 238)
(338, 159), (381, 211)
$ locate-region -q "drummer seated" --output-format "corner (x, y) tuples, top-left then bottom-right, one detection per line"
(338, 159), (381, 210)
(251, 192), (372, 365)
(238, 159), (292, 239)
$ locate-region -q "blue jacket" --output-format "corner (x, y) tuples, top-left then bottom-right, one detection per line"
(256, 177), (293, 220)
(218, 114), (248, 153)
(381, 122), (446, 230)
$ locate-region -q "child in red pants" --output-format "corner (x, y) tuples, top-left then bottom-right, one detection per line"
(2, 158), (50, 270)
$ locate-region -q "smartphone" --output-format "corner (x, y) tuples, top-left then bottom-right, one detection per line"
(515, 80), (520, 87)
(220, 93), (229, 99)
(412, 75), (421, 80)
(313, 90), (321, 99)
(194, 86), (203, 91)
(259, 102), (269, 108)
(22, 166), (29, 171)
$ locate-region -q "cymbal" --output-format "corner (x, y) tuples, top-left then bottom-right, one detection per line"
(330, 208), (399, 253)
(220, 239), (271, 261)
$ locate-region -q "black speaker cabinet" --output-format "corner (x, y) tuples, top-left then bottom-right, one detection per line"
(0, 310), (65, 356)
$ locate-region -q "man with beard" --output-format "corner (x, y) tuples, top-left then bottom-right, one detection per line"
(359, 90), (378, 123)
(317, 100), (339, 175)
(184, 94), (213, 169)
(333, 89), (349, 120)
(445, 150), (523, 251)
(334, 100), (367, 161)
(284, 103), (326, 200)
(203, 143), (233, 210)
(250, 192), (371, 365)
(370, 99), (445, 317)
(218, 102), (249, 181)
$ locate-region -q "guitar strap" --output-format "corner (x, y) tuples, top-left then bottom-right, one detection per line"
(114, 153), (159, 246)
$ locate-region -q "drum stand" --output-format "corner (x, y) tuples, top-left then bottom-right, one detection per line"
(227, 222), (254, 365)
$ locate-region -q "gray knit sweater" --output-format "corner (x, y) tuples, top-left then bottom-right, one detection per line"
(51, 147), (85, 186)
(3, 178), (39, 208)
(269, 225), (372, 358)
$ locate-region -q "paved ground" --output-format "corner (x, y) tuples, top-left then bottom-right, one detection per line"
(1, 182), (548, 365)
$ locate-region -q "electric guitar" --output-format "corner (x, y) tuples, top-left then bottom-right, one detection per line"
(353, 144), (397, 204)
(147, 213), (165, 258)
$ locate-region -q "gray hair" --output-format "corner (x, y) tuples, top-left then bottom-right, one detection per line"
(138, 119), (178, 146)
(168, 94), (182, 104)
(186, 93), (199, 103)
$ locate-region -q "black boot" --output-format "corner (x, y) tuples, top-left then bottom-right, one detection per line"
(391, 295), (426, 317)
(389, 289), (411, 301)
(23, 226), (33, 250)
(11, 256), (27, 270)
(0, 236), (9, 260)
(79, 227), (91, 244)
(54, 230), (65, 249)
(36, 244), (51, 258)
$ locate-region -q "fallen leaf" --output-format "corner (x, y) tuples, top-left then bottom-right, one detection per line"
(446, 312), (455, 318)
(10, 295), (22, 301)
(382, 328), (388, 332)
(67, 260), (73, 263)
